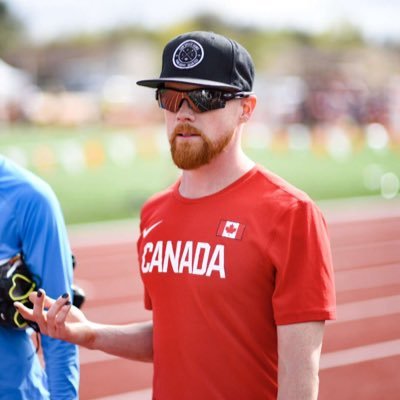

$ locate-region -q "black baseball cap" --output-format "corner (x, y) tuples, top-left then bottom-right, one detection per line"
(136, 31), (255, 92)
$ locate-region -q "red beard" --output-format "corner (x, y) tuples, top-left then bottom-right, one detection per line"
(170, 123), (233, 170)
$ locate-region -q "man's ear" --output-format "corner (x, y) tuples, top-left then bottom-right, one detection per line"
(240, 96), (257, 123)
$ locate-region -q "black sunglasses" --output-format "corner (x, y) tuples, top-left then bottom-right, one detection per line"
(156, 88), (252, 113)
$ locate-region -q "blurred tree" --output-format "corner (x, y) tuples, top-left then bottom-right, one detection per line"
(0, 1), (24, 55)
(313, 21), (364, 49)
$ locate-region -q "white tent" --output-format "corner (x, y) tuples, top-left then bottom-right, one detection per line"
(0, 59), (34, 122)
(0, 58), (30, 102)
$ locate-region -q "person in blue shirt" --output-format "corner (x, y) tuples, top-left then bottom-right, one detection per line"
(0, 154), (79, 399)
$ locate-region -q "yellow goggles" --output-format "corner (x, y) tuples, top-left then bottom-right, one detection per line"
(8, 273), (36, 301)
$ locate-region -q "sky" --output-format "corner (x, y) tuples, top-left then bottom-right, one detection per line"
(5, 0), (400, 43)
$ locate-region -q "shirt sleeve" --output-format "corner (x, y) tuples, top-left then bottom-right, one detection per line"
(17, 182), (80, 399)
(269, 199), (336, 325)
(136, 222), (153, 311)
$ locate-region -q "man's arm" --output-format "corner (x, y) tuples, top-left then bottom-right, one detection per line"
(277, 321), (325, 400)
(90, 320), (153, 361)
(18, 182), (80, 398)
(15, 291), (153, 362)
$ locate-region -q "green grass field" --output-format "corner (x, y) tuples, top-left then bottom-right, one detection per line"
(1, 124), (399, 224)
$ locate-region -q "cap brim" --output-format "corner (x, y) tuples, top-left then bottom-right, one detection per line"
(136, 77), (241, 91)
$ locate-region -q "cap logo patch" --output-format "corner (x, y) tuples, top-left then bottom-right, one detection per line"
(172, 40), (204, 69)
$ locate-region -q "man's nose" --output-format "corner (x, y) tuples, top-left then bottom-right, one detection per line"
(176, 99), (195, 120)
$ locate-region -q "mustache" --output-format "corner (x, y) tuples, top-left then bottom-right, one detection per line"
(171, 123), (204, 141)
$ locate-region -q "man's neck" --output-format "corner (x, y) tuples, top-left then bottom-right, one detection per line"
(178, 149), (255, 199)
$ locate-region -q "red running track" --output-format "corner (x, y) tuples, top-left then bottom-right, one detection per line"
(68, 199), (400, 400)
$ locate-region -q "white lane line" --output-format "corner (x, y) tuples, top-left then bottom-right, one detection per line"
(332, 240), (400, 271)
(94, 388), (152, 400)
(318, 196), (400, 223)
(335, 263), (400, 292)
(320, 339), (400, 370)
(68, 219), (139, 248)
(81, 338), (400, 370)
(334, 295), (400, 322)
(79, 294), (400, 365)
(83, 300), (152, 325)
(80, 349), (119, 365)
(83, 340), (400, 399)
(87, 341), (400, 399)
(78, 295), (400, 364)
(81, 293), (400, 330)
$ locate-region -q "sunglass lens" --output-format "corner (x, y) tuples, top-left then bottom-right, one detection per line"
(157, 89), (226, 113)
(158, 90), (179, 112)
(190, 90), (225, 112)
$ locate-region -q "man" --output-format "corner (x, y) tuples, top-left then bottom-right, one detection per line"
(0, 154), (79, 399)
(16, 31), (336, 399)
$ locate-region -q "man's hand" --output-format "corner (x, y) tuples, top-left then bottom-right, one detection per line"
(14, 289), (94, 347)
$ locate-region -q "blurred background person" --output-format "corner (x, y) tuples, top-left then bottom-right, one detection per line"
(0, 153), (79, 400)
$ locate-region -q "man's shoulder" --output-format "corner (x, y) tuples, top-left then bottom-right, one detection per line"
(141, 183), (176, 211)
(252, 165), (312, 206)
(0, 157), (58, 211)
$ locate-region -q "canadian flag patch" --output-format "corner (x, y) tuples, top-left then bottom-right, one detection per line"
(216, 220), (245, 240)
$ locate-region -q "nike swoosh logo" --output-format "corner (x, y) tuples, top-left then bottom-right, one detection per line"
(142, 220), (163, 238)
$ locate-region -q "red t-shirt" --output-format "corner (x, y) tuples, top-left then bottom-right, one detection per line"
(137, 165), (336, 400)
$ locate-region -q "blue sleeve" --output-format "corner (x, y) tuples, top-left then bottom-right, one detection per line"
(17, 180), (80, 399)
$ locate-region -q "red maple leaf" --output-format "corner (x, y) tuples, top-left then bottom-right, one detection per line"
(225, 224), (237, 234)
